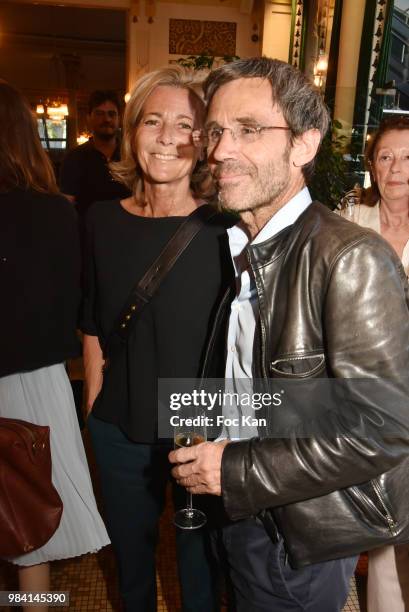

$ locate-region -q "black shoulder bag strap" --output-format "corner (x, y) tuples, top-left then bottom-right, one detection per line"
(103, 204), (217, 360)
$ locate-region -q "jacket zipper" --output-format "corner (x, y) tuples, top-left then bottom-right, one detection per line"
(371, 479), (398, 536)
(270, 353), (324, 366)
(353, 484), (398, 535)
(248, 251), (269, 379)
(259, 315), (268, 379)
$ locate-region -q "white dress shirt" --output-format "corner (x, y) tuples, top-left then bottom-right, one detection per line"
(223, 187), (312, 440)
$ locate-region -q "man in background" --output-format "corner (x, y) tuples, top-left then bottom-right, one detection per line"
(60, 89), (130, 216)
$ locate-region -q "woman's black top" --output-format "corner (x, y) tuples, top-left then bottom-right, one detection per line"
(81, 199), (233, 443)
(0, 187), (81, 378)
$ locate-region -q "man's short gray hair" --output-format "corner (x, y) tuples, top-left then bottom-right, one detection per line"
(203, 57), (330, 181)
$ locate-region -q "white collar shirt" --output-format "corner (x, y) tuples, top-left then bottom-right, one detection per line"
(222, 187), (312, 440)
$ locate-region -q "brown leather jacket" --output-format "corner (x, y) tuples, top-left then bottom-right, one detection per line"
(205, 201), (409, 567)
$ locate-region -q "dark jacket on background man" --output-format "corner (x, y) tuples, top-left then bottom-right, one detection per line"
(205, 202), (409, 567)
(59, 138), (130, 216)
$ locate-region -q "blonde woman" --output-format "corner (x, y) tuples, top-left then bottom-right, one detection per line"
(81, 66), (233, 611)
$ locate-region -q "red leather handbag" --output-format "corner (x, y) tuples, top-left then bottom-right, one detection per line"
(0, 418), (63, 557)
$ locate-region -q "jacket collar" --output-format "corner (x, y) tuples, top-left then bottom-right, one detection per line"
(247, 201), (322, 269)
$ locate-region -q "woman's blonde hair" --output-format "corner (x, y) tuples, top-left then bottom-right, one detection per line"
(110, 66), (214, 200)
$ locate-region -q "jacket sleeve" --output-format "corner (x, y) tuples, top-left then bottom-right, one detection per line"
(221, 235), (409, 520)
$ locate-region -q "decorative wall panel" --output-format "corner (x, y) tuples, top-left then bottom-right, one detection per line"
(364, 0), (389, 127)
(289, 0), (304, 69)
(169, 19), (236, 56)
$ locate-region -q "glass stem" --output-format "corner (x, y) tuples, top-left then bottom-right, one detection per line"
(186, 490), (193, 511)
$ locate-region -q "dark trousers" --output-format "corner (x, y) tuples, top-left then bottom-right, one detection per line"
(215, 517), (357, 612)
(88, 413), (220, 612)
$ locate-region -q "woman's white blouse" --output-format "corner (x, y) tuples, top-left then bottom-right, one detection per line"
(344, 202), (409, 276)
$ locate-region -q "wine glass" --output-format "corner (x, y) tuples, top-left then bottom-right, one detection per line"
(339, 186), (361, 223)
(173, 406), (207, 530)
(341, 199), (355, 222)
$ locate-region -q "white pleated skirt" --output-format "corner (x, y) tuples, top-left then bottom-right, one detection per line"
(0, 363), (110, 566)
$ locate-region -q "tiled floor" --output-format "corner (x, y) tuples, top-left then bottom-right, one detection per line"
(0, 508), (363, 611)
(0, 537), (362, 611)
(0, 426), (362, 611)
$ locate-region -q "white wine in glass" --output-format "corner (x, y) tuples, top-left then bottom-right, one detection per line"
(174, 432), (206, 448)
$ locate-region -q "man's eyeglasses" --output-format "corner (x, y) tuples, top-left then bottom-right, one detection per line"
(203, 124), (290, 148)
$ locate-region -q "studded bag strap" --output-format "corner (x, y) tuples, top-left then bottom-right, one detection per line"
(103, 204), (217, 356)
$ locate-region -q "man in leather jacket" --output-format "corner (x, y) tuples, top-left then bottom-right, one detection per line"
(170, 57), (409, 611)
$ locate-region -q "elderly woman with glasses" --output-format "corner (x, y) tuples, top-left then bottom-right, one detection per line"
(81, 66), (233, 612)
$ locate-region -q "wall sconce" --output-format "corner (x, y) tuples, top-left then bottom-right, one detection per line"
(36, 102), (69, 121)
(77, 132), (90, 145)
(313, 75), (323, 88)
(316, 56), (328, 73)
(124, 92), (131, 103)
(313, 54), (328, 89)
(47, 103), (69, 122)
